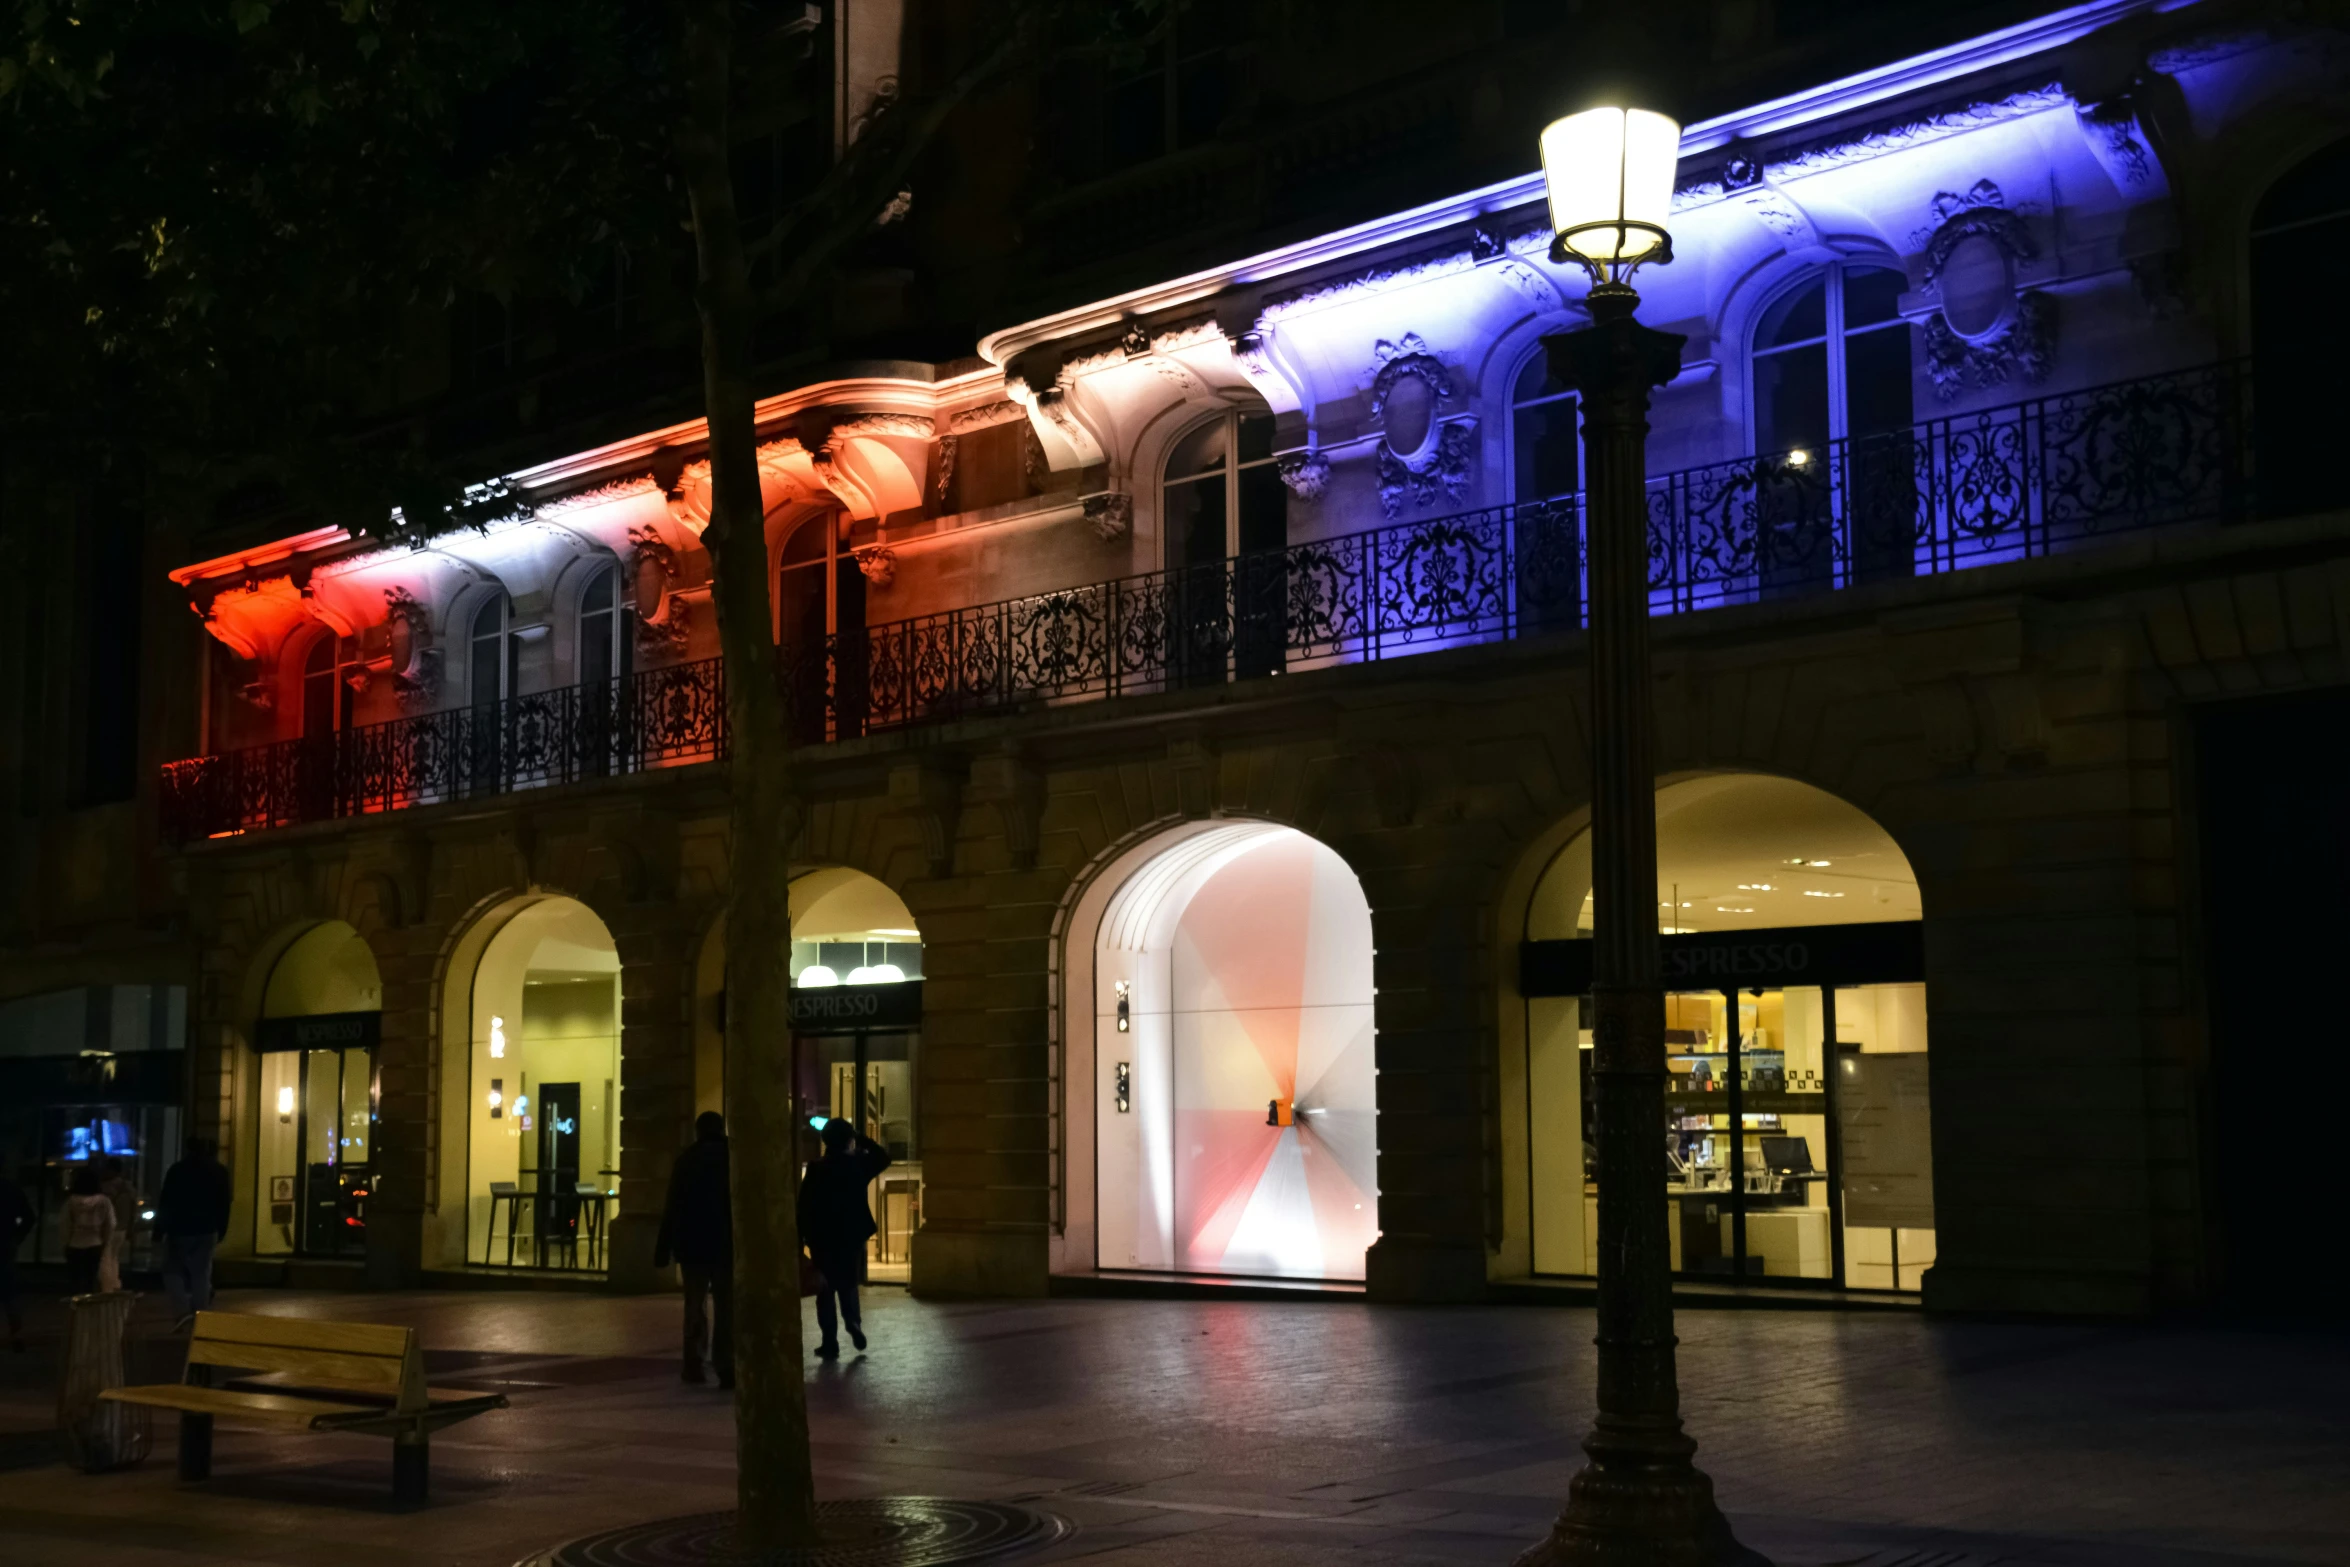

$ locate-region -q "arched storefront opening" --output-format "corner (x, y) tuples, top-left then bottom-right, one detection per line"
(457, 898), (622, 1273)
(1072, 822), (1377, 1283)
(1521, 775), (1930, 1291)
(787, 869), (924, 1283)
(252, 921), (382, 1260)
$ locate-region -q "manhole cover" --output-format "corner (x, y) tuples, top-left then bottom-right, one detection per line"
(524, 1498), (1070, 1567)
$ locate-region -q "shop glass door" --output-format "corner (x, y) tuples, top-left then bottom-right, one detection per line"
(256, 1046), (375, 1258)
(790, 1030), (922, 1285)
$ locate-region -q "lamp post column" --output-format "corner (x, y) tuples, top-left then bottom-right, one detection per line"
(1518, 286), (1767, 1567)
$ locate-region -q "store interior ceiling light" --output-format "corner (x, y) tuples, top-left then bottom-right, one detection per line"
(1737, 883), (1774, 891)
(1804, 890), (1846, 898)
(867, 928), (921, 938)
(796, 965), (840, 988)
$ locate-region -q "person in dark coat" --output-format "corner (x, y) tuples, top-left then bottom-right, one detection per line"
(654, 1112), (733, 1387)
(797, 1118), (891, 1359)
(154, 1138), (233, 1329)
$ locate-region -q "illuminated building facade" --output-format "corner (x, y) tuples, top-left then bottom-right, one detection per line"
(5, 0), (2346, 1314)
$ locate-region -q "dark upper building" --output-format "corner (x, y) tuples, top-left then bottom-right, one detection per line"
(3, 0), (2345, 1318)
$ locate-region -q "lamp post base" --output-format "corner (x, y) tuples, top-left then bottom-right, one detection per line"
(1514, 1456), (1770, 1567)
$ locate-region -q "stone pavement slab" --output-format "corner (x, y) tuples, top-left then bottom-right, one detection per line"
(0, 1287), (2342, 1567)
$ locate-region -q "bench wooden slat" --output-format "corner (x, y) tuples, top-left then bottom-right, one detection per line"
(188, 1336), (410, 1393)
(188, 1311), (411, 1358)
(101, 1385), (380, 1429)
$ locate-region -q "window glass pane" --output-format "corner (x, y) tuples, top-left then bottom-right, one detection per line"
(780, 514), (829, 565)
(1844, 266), (1908, 331)
(1757, 279), (1827, 349)
(303, 664), (337, 738)
(583, 566), (614, 613)
(1843, 322), (1915, 439)
(1168, 419), (1229, 477)
(1515, 352), (1568, 405)
(581, 608), (614, 684)
(472, 596), (505, 642)
(1236, 413), (1276, 465)
(1165, 474), (1227, 567)
(1834, 982), (1935, 1290)
(342, 1047), (373, 1166)
(1753, 342), (1829, 454)
(1237, 462), (1286, 555)
(1514, 395), (1579, 501)
(471, 629), (503, 708)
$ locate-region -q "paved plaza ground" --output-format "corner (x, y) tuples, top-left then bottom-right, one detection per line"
(0, 1283), (2343, 1567)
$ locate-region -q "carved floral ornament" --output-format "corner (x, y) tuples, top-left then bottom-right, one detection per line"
(1082, 492), (1132, 541)
(853, 545), (897, 588)
(1916, 180), (2054, 400)
(629, 525), (691, 656)
(1369, 335), (1474, 519)
(383, 587), (439, 708)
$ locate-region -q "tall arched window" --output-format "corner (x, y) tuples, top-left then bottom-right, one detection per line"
(1510, 351), (1583, 630)
(578, 563), (630, 686)
(470, 595), (515, 708)
(1162, 410), (1286, 680)
(1750, 263), (1917, 592)
(777, 513), (865, 742)
(2252, 136), (2350, 518)
(1511, 352), (1579, 502)
(1750, 263), (1913, 457)
(301, 634), (354, 737)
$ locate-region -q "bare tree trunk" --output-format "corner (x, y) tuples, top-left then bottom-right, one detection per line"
(674, 0), (819, 1552)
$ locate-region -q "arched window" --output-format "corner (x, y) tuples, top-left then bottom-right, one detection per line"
(1162, 409), (1286, 681)
(1162, 410), (1285, 568)
(470, 595), (514, 708)
(578, 563), (630, 686)
(1750, 263), (1913, 457)
(2252, 137), (2350, 518)
(1510, 350), (1583, 630)
(1511, 351), (1579, 502)
(301, 634), (354, 737)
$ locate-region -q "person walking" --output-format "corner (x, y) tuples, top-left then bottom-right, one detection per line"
(797, 1117), (891, 1360)
(98, 1156), (138, 1293)
(61, 1167), (115, 1295)
(0, 1167), (34, 1350)
(654, 1111), (733, 1388)
(154, 1139), (232, 1329)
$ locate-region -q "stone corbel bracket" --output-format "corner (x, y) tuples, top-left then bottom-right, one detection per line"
(1006, 352), (1106, 473)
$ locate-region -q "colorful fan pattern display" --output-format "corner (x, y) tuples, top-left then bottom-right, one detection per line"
(1166, 833), (1378, 1280)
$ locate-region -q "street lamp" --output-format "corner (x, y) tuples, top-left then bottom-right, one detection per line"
(1517, 109), (1769, 1567)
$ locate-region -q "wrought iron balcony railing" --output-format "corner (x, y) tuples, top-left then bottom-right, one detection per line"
(799, 359), (2256, 738)
(160, 659), (727, 842)
(162, 360), (2259, 841)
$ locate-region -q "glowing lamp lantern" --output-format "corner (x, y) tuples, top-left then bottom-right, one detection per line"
(276, 1085), (295, 1123)
(1538, 106), (1680, 289)
(796, 965), (840, 988)
(844, 963), (905, 985)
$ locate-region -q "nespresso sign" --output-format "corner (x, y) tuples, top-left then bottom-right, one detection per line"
(253, 1011), (382, 1053)
(1521, 922), (1923, 996)
(787, 981), (923, 1034)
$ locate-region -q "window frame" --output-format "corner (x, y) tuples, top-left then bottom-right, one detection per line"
(1158, 408), (1283, 566)
(1745, 260), (1912, 453)
(1507, 347), (1582, 505)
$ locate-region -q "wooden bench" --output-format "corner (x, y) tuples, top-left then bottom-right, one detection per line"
(99, 1311), (507, 1503)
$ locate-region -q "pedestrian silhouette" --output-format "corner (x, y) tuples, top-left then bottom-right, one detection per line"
(798, 1118), (890, 1359)
(654, 1111), (733, 1388)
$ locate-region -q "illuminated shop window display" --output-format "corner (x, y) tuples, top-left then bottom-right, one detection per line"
(787, 869), (925, 1283)
(1526, 775), (1934, 1290)
(1092, 824), (1378, 1283)
(251, 922), (381, 1259)
(464, 898), (622, 1271)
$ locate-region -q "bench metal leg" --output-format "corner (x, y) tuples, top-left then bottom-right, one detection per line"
(392, 1429), (427, 1506)
(178, 1413), (213, 1482)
